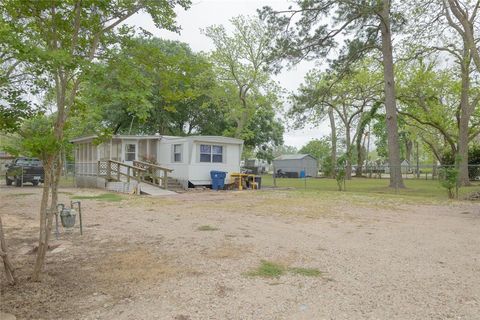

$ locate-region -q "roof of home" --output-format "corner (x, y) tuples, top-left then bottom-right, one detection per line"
(274, 154), (317, 161)
(70, 134), (243, 144)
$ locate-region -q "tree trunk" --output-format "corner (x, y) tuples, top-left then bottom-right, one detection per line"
(405, 139), (413, 164)
(235, 85), (249, 138)
(457, 44), (472, 186)
(234, 110), (248, 139)
(345, 124), (352, 179)
(32, 72), (69, 281)
(31, 159), (53, 281)
(379, 0), (405, 189)
(328, 106), (337, 178)
(355, 120), (367, 177)
(0, 215), (16, 285)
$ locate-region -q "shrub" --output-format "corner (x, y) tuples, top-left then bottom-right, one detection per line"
(439, 167), (459, 199)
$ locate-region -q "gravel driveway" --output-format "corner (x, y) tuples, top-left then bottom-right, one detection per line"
(1, 186), (479, 319)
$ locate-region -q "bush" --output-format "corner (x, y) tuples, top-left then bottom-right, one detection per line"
(442, 145), (480, 180)
(439, 167), (459, 199)
(321, 156), (334, 177)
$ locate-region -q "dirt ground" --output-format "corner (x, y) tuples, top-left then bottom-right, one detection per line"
(0, 185), (479, 320)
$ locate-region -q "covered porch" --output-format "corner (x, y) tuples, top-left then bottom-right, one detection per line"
(72, 135), (160, 176)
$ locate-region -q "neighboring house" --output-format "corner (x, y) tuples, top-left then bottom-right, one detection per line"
(244, 158), (271, 174)
(400, 159), (410, 174)
(273, 154), (318, 177)
(71, 134), (243, 188)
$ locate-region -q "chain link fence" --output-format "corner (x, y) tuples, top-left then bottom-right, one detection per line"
(59, 162), (77, 188)
(260, 164), (480, 189)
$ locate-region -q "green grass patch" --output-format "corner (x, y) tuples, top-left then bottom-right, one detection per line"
(7, 193), (35, 197)
(246, 260), (285, 278)
(260, 175), (480, 203)
(197, 225), (219, 231)
(289, 267), (322, 277)
(71, 193), (123, 202)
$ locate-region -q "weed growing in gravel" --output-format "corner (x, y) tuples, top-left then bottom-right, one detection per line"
(289, 267), (322, 277)
(246, 260), (285, 278)
(71, 193), (123, 202)
(197, 225), (219, 231)
(7, 193), (35, 197)
(247, 261), (323, 278)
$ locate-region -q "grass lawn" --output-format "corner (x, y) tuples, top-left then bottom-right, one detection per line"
(260, 175), (480, 201)
(70, 193), (124, 202)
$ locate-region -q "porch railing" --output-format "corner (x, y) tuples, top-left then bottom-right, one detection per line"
(132, 160), (173, 189)
(97, 160), (173, 190)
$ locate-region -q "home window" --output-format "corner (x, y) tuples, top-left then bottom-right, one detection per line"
(212, 145), (223, 163)
(200, 144), (223, 163)
(125, 144), (136, 161)
(173, 144), (182, 162)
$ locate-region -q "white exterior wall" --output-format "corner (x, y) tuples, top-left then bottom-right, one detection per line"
(72, 135), (243, 186)
(157, 137), (242, 186)
(157, 138), (190, 185)
(188, 141), (241, 185)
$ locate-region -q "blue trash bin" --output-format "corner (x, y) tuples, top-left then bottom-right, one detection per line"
(299, 170), (306, 178)
(210, 171), (227, 190)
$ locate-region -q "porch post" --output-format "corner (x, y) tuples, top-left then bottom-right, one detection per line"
(146, 139), (150, 161)
(135, 139), (139, 161)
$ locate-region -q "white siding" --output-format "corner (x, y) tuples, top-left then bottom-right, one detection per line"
(188, 141), (241, 185)
(157, 137), (242, 185)
(157, 138), (190, 185)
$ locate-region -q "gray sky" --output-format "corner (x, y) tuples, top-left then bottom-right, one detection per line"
(128, 0), (330, 148)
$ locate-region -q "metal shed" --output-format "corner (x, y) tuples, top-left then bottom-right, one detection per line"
(273, 154), (318, 177)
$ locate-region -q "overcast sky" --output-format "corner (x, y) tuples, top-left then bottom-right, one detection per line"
(127, 0), (330, 148)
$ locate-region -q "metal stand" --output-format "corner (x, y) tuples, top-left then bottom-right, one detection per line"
(71, 201), (83, 235)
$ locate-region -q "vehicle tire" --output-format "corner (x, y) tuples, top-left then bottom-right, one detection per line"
(32, 181), (39, 186)
(15, 177), (22, 187)
(5, 175), (12, 186)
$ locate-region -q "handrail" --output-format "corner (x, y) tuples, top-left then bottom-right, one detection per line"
(132, 160), (173, 173)
(110, 160), (147, 172)
(99, 159), (171, 190)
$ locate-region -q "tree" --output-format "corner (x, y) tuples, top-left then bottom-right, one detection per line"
(291, 61), (383, 179)
(403, 0), (480, 185)
(0, 215), (16, 285)
(0, 0), (191, 281)
(0, 18), (43, 133)
(396, 59), (480, 184)
(442, 0), (480, 74)
(272, 145), (298, 158)
(82, 37), (226, 136)
(261, 0), (406, 188)
(203, 16), (277, 138)
(299, 138), (330, 163)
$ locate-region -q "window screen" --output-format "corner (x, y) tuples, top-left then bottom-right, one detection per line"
(200, 144), (223, 163)
(174, 144), (182, 162)
(200, 144), (211, 162)
(125, 144), (136, 161)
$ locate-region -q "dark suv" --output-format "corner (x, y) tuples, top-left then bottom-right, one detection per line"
(5, 157), (45, 187)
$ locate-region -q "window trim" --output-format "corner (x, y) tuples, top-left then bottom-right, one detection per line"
(199, 144), (224, 163)
(125, 143), (136, 162)
(173, 144), (183, 163)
